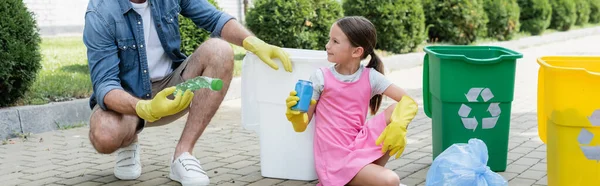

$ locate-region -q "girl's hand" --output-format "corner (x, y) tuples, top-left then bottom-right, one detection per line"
(376, 96), (418, 158)
(285, 91), (316, 132)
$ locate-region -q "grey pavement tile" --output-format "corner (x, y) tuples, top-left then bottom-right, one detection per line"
(510, 147), (535, 154)
(0, 172), (26, 182)
(131, 177), (172, 186)
(509, 178), (537, 186)
(401, 177), (425, 186)
(217, 180), (250, 186)
(211, 173), (245, 184)
(74, 181), (104, 186)
(505, 164), (531, 174)
(236, 172), (264, 183)
(507, 152), (526, 161)
(230, 165), (260, 175)
(207, 167), (236, 178)
(536, 175), (548, 185)
(20, 170), (63, 180)
(525, 151), (547, 159)
(93, 175), (119, 183)
(398, 163), (429, 174)
(407, 168), (429, 179)
(517, 170), (546, 181)
(137, 171), (168, 181)
(19, 163), (64, 174)
(218, 155), (251, 163)
(18, 176), (63, 186)
(102, 180), (141, 186)
(56, 162), (99, 172)
(4, 179), (28, 186)
(56, 174), (101, 185)
(224, 160), (259, 169)
(277, 180), (313, 186)
(513, 157), (542, 167)
(529, 163), (547, 172)
(394, 170), (414, 179)
(247, 178), (285, 186)
(499, 172), (519, 181)
(402, 151), (430, 160)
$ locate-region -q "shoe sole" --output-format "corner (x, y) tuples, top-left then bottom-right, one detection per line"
(169, 172), (210, 186)
(114, 166), (142, 180)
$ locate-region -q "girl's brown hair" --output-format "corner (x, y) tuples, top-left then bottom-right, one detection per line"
(336, 16), (384, 115)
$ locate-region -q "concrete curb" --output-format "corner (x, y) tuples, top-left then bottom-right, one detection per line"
(382, 26), (600, 72)
(2, 26), (599, 139)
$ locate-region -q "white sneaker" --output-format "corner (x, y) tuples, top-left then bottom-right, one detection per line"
(169, 152), (210, 186)
(113, 142), (142, 180)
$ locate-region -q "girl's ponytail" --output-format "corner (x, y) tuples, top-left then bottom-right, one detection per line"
(366, 52), (384, 115)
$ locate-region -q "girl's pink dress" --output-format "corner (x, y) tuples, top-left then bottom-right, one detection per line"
(313, 67), (388, 186)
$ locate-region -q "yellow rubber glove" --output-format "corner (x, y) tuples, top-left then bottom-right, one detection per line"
(375, 96), (418, 159)
(285, 91), (316, 132)
(243, 36), (292, 72)
(135, 87), (194, 122)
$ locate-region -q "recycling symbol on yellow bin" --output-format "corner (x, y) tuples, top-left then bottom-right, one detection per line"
(578, 109), (600, 161)
(458, 88), (501, 131)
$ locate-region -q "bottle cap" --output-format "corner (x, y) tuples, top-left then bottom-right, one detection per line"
(211, 79), (223, 91)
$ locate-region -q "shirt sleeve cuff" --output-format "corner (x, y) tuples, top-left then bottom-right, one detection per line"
(96, 82), (123, 111)
(210, 12), (236, 38)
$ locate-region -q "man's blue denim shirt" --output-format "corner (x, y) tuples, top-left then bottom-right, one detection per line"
(83, 0), (234, 110)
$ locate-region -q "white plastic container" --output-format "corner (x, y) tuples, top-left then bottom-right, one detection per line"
(241, 48), (331, 181)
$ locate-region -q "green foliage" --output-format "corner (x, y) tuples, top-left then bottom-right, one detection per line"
(0, 0), (42, 107)
(517, 0), (552, 35)
(343, 0), (427, 54)
(575, 0), (591, 25)
(590, 0), (600, 23)
(483, 0), (521, 41)
(423, 0), (489, 45)
(245, 0), (321, 50)
(312, 0), (344, 49)
(549, 0), (577, 31)
(178, 0), (220, 56)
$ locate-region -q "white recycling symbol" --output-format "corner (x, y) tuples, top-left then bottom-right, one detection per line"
(458, 88), (501, 131)
(578, 109), (600, 161)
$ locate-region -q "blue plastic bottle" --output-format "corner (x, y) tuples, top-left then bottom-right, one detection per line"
(291, 80), (313, 113)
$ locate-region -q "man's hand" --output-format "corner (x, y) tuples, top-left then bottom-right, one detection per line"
(135, 87), (194, 122)
(375, 96), (418, 159)
(285, 91), (316, 132)
(243, 36), (292, 72)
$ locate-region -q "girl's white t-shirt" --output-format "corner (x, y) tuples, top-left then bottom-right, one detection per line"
(309, 64), (392, 100)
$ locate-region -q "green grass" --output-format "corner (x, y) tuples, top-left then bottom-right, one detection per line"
(14, 37), (92, 106)
(13, 37), (246, 106)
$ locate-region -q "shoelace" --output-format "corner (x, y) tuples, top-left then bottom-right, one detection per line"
(178, 158), (207, 175)
(116, 144), (138, 168)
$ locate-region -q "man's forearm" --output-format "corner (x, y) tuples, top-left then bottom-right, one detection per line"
(220, 20), (253, 46)
(104, 89), (140, 115)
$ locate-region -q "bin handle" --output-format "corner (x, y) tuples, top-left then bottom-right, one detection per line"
(458, 55), (522, 64)
(537, 65), (548, 144)
(423, 54), (432, 118)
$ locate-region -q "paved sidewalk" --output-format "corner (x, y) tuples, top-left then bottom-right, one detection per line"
(2, 34), (600, 186)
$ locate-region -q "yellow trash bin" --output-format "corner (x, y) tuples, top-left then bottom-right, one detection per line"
(537, 56), (600, 186)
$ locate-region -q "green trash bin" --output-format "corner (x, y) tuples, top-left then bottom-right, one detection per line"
(422, 46), (523, 172)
